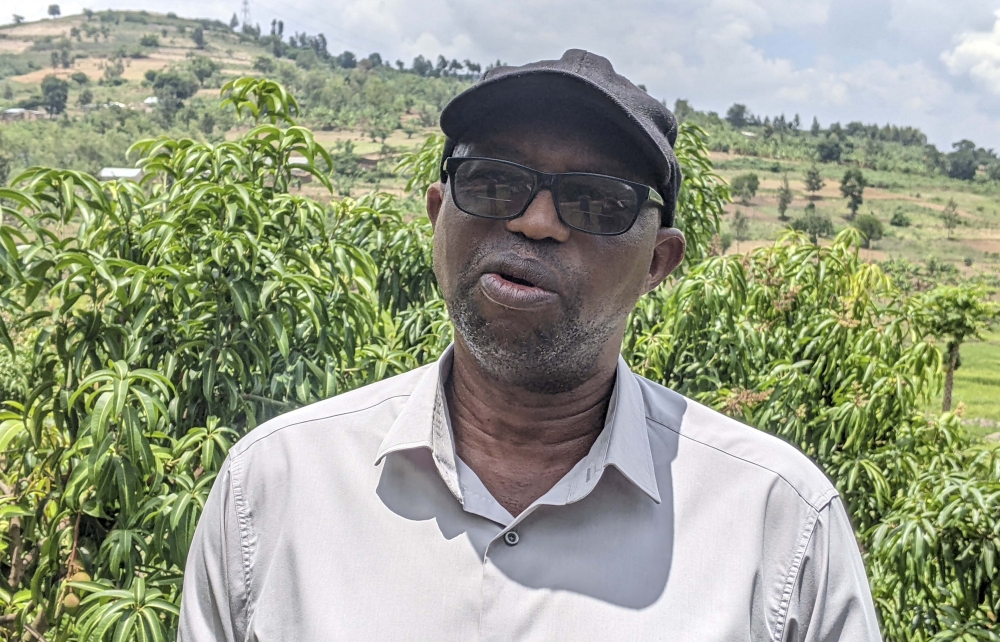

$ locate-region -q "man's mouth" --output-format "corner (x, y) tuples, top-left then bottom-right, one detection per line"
(496, 272), (537, 288)
(478, 263), (559, 311)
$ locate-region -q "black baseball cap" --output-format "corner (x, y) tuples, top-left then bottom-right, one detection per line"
(439, 49), (682, 228)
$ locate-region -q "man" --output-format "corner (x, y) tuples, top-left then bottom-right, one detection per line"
(179, 50), (882, 641)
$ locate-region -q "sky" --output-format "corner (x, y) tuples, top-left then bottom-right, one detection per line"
(11, 0), (1000, 150)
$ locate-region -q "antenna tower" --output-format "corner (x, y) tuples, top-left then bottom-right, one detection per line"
(239, 0), (251, 26)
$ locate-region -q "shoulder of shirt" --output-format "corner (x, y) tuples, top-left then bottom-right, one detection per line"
(227, 363), (431, 459)
(634, 374), (838, 512)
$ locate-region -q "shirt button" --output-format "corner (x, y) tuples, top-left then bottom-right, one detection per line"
(504, 531), (519, 546)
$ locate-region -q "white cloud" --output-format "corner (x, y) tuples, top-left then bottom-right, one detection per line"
(10, 0), (1000, 147)
(942, 10), (1000, 95)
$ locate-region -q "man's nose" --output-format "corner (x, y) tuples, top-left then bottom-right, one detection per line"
(504, 189), (572, 242)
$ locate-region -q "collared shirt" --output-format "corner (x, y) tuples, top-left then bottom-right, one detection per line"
(179, 347), (882, 641)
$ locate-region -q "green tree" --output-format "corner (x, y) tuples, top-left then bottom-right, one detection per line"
(810, 116), (820, 136)
(1, 83), (13, 100)
(40, 74), (69, 115)
(790, 202), (834, 244)
(941, 197), (960, 239)
(840, 167), (866, 218)
(946, 140), (979, 181)
(777, 174), (792, 221)
(889, 208), (910, 227)
(852, 212), (883, 248)
(152, 70), (199, 121)
(804, 165), (824, 198)
(230, 12), (239, 29)
(725, 103), (749, 128)
(0, 153), (11, 186)
(730, 172), (759, 206)
(48, 4), (60, 17)
(70, 71), (89, 84)
(77, 86), (93, 106)
(816, 135), (841, 163)
(732, 210), (750, 251)
(914, 285), (1000, 411)
(253, 55), (276, 73)
(139, 33), (159, 47)
(190, 55), (220, 85)
(191, 26), (205, 48)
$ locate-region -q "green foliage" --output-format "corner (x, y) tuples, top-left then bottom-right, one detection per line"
(189, 56), (220, 86)
(139, 34), (160, 47)
(40, 74), (69, 115)
(853, 212), (884, 248)
(790, 202), (835, 244)
(1, 78), (998, 642)
(941, 198), (961, 239)
(0, 78), (439, 640)
(191, 27), (205, 49)
(817, 134), (842, 163)
(841, 167), (866, 217)
(777, 173), (792, 221)
(730, 172), (759, 205)
(890, 208), (911, 227)
(913, 284), (1000, 412)
(804, 164), (824, 196)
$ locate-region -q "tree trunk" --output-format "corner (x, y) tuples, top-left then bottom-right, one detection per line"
(942, 340), (960, 412)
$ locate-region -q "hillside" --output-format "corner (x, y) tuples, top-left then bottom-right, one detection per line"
(0, 10), (469, 201)
(1, 12), (998, 266)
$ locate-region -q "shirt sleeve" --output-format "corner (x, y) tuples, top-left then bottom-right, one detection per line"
(178, 456), (247, 642)
(781, 496), (883, 642)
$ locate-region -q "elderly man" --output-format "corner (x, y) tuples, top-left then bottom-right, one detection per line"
(179, 50), (882, 641)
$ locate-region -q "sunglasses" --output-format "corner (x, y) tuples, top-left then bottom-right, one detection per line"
(442, 156), (664, 236)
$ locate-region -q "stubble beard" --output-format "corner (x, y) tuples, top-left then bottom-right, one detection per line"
(447, 274), (621, 395)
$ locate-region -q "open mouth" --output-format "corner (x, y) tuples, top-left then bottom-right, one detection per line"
(498, 272), (537, 288)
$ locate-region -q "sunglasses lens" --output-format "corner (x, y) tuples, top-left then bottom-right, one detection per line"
(557, 174), (639, 235)
(453, 160), (535, 219)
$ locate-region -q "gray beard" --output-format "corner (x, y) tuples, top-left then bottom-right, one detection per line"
(447, 280), (619, 394)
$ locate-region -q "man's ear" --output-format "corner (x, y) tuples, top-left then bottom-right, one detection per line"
(426, 182), (444, 229)
(645, 227), (686, 293)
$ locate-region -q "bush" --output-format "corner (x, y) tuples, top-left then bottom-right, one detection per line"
(889, 208), (910, 227)
(852, 212), (884, 248)
(789, 203), (835, 243)
(139, 34), (160, 47)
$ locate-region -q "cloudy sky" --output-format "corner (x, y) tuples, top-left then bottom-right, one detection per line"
(12, 0), (1000, 149)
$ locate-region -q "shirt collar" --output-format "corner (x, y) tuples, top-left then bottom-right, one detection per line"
(374, 345), (660, 506)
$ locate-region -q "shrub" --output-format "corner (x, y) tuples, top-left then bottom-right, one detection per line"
(890, 208), (910, 227)
(139, 34), (159, 47)
(852, 212), (884, 248)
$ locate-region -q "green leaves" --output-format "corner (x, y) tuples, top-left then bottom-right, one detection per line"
(1, 75), (997, 642)
(0, 77), (419, 640)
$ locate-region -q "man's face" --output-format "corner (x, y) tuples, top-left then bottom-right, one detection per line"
(427, 109), (685, 393)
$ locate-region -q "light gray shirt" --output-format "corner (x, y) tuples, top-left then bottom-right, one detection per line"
(179, 348), (882, 641)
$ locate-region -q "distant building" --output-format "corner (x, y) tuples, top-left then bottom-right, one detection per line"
(98, 168), (144, 181)
(2, 108), (27, 121)
(143, 96), (159, 105)
(2, 108), (45, 121)
(741, 131), (757, 138)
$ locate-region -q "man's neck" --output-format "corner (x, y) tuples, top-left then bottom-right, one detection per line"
(445, 340), (619, 517)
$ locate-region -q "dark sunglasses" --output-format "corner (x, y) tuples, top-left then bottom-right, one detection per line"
(442, 156), (664, 236)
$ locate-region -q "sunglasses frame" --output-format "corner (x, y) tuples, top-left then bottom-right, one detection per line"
(441, 156), (665, 236)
